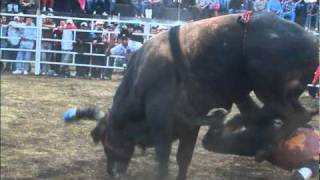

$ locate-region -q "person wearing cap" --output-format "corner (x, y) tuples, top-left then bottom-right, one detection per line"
(12, 17), (36, 75)
(40, 13), (56, 75)
(60, 18), (77, 77)
(75, 21), (91, 78)
(7, 16), (22, 72)
(104, 29), (142, 80)
(110, 30), (142, 58)
(89, 20), (106, 79)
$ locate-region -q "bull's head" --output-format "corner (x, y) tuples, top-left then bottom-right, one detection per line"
(91, 112), (135, 178)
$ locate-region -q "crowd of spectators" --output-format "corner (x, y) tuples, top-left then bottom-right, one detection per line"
(0, 0), (319, 79)
(0, 13), (159, 79)
(2, 0), (319, 29)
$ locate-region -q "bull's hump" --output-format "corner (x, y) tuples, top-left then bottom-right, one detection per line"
(178, 14), (242, 62)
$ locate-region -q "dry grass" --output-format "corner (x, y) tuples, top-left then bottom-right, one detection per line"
(1, 74), (319, 180)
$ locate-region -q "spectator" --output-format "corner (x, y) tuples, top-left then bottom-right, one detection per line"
(75, 22), (91, 77)
(305, 1), (319, 31)
(196, 0), (213, 18)
(308, 65), (319, 97)
(148, 0), (165, 18)
(7, 0), (20, 13)
(53, 0), (75, 13)
(253, 0), (267, 12)
(132, 0), (147, 17)
(228, 0), (247, 13)
(41, 13), (56, 75)
(281, 0), (302, 22)
(41, 0), (54, 12)
(219, 0), (230, 11)
(90, 20), (107, 79)
(105, 29), (142, 79)
(60, 18), (77, 77)
(20, 0), (36, 14)
(7, 16), (22, 72)
(211, 0), (221, 17)
(0, 16), (9, 71)
(86, 0), (111, 15)
(51, 20), (65, 75)
(128, 24), (144, 43)
(267, 0), (283, 15)
(12, 17), (36, 75)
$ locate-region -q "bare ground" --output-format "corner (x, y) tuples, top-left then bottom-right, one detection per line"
(1, 74), (319, 180)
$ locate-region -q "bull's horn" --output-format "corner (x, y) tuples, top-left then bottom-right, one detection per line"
(193, 108), (229, 126)
(207, 108), (229, 117)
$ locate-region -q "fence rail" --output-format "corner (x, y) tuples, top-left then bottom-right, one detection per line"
(0, 13), (184, 75)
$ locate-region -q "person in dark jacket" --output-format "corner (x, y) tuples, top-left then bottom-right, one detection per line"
(90, 21), (107, 79)
(75, 22), (91, 77)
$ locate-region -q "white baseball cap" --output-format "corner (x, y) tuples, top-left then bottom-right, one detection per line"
(66, 18), (73, 24)
(95, 20), (104, 25)
(80, 22), (88, 27)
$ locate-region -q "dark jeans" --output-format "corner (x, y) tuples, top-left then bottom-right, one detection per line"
(91, 56), (105, 78)
(76, 54), (90, 77)
(51, 44), (61, 74)
(6, 43), (19, 71)
(104, 57), (115, 79)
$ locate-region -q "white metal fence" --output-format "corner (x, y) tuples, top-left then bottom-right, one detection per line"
(0, 13), (184, 75)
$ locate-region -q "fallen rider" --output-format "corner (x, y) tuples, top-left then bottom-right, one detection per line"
(202, 114), (319, 180)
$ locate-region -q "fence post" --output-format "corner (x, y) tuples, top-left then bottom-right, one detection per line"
(143, 23), (151, 42)
(34, 14), (42, 75)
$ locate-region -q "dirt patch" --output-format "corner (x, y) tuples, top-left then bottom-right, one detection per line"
(1, 74), (319, 180)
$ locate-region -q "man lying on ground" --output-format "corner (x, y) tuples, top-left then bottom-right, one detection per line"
(202, 113), (319, 180)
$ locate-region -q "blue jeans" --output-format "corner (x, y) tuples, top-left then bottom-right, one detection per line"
(134, 1), (146, 16)
(7, 4), (19, 13)
(16, 49), (32, 71)
(305, 14), (319, 30)
(219, 0), (230, 11)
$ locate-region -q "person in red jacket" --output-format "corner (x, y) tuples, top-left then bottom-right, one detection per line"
(308, 66), (319, 97)
(312, 66), (319, 85)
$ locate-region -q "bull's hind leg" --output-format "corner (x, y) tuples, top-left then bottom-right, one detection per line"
(176, 126), (199, 180)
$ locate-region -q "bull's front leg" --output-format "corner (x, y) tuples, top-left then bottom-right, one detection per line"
(176, 126), (199, 180)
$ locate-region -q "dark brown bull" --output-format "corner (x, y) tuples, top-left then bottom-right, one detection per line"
(64, 12), (318, 180)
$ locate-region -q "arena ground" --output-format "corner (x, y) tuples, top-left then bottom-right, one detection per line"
(1, 74), (319, 180)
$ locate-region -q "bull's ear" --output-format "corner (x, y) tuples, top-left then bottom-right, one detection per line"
(193, 108), (229, 126)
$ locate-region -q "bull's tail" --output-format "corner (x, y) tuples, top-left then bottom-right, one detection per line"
(63, 106), (107, 143)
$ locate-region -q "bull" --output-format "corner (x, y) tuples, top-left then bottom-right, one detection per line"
(64, 12), (318, 180)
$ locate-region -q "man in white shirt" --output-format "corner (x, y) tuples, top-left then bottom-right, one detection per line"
(110, 33), (142, 58)
(104, 31), (142, 80)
